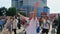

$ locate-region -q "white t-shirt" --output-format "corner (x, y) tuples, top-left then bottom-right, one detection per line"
(13, 19), (18, 29)
(43, 19), (50, 29)
(25, 17), (39, 34)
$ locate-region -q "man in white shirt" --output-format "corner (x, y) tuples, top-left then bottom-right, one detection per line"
(18, 2), (39, 34)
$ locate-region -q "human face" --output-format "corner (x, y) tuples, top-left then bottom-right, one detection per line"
(6, 16), (10, 20)
(29, 12), (34, 18)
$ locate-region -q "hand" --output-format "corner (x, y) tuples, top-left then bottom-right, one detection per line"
(34, 2), (39, 9)
(18, 13), (20, 16)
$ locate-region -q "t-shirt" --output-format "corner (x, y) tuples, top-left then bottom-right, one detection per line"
(53, 20), (58, 26)
(13, 19), (18, 29)
(52, 19), (58, 28)
(25, 17), (39, 34)
(43, 19), (50, 29)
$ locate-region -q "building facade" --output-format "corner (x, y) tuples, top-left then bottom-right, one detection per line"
(12, 0), (49, 17)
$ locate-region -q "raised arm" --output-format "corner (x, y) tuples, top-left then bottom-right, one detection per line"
(33, 2), (39, 19)
(18, 13), (26, 20)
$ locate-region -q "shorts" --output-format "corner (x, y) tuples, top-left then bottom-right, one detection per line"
(42, 28), (49, 33)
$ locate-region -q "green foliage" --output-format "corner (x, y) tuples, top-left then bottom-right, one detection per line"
(20, 12), (26, 16)
(0, 7), (26, 16)
(0, 7), (7, 16)
(6, 7), (16, 16)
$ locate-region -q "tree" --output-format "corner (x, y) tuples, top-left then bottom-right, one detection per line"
(20, 12), (26, 16)
(7, 7), (16, 16)
(0, 7), (7, 16)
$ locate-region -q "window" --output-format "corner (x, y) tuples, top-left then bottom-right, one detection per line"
(20, 1), (23, 6)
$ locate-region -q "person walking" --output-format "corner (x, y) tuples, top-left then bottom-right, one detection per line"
(12, 16), (18, 34)
(57, 16), (60, 34)
(4, 16), (13, 34)
(51, 18), (58, 34)
(17, 17), (21, 29)
(41, 16), (50, 34)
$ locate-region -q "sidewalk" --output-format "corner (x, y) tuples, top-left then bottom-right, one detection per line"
(0, 27), (24, 34)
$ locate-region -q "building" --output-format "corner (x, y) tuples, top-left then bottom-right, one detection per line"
(12, 0), (50, 17)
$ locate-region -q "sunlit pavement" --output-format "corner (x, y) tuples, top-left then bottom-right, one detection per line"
(0, 27), (25, 34)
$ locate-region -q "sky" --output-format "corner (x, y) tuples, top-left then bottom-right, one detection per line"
(0, 0), (11, 8)
(47, 0), (60, 13)
(0, 0), (60, 13)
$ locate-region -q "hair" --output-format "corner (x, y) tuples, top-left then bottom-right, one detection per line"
(14, 15), (17, 19)
(45, 16), (49, 19)
(10, 17), (14, 20)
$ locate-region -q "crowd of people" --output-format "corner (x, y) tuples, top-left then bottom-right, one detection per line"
(0, 13), (59, 34)
(0, 16), (21, 34)
(0, 2), (60, 34)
